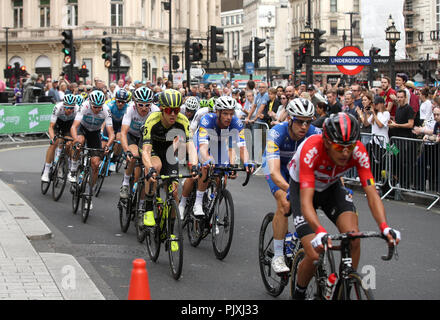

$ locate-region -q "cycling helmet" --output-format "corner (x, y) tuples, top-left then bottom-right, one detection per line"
(286, 98), (315, 118)
(133, 87), (154, 103)
(158, 89), (183, 108)
(127, 90), (132, 102)
(115, 89), (129, 102)
(208, 97), (216, 112)
(89, 90), (106, 106)
(215, 96), (237, 110)
(80, 91), (88, 100)
(323, 112), (360, 145)
(75, 94), (84, 106)
(184, 96), (199, 112)
(153, 92), (160, 104)
(63, 94), (76, 106)
(199, 99), (209, 108)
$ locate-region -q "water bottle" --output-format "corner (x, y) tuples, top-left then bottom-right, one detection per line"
(78, 171), (83, 184)
(284, 232), (294, 258)
(132, 182), (138, 194)
(324, 273), (337, 300)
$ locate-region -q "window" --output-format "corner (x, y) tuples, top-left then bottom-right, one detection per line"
(405, 15), (413, 29)
(67, 0), (78, 27)
(40, 0), (50, 27)
(353, 20), (360, 36)
(353, 0), (359, 12)
(111, 0), (124, 27)
(231, 16), (235, 25)
(437, 0), (439, 31)
(406, 31), (414, 44)
(330, 20), (338, 35)
(330, 0), (337, 13)
(13, 0), (23, 28)
(404, 0), (413, 11)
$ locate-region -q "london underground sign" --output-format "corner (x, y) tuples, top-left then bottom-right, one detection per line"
(334, 46), (369, 76)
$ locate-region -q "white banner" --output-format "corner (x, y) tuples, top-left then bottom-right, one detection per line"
(361, 0), (406, 60)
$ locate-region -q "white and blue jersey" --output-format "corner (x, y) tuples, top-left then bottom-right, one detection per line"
(106, 99), (129, 132)
(197, 113), (246, 165)
(262, 122), (321, 195)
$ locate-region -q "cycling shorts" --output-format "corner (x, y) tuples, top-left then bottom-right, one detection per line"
(127, 132), (140, 147)
(289, 179), (357, 239)
(151, 150), (179, 184)
(77, 124), (102, 157)
(265, 164), (290, 195)
(54, 119), (73, 137)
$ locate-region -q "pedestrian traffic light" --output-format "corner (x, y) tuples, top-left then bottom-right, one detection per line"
(313, 29), (326, 57)
(78, 63), (89, 78)
(210, 26), (224, 63)
(299, 44), (308, 66)
(253, 37), (266, 69)
(142, 60), (148, 78)
(101, 37), (113, 68)
(172, 55), (180, 70)
(61, 30), (74, 64)
(191, 42), (203, 62)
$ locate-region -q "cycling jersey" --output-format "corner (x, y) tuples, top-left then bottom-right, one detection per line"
(142, 112), (192, 157)
(50, 102), (79, 123)
(198, 113), (246, 165)
(106, 99), (128, 123)
(74, 101), (113, 132)
(122, 102), (159, 138)
(288, 134), (375, 192)
(190, 107), (211, 132)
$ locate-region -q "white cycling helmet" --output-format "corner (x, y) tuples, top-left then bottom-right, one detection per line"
(215, 95), (237, 110)
(286, 98), (315, 118)
(184, 96), (199, 112)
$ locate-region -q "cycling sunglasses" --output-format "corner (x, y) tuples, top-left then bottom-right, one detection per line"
(329, 141), (357, 153)
(116, 99), (126, 104)
(91, 103), (103, 109)
(292, 117), (313, 127)
(162, 107), (180, 115)
(136, 102), (151, 108)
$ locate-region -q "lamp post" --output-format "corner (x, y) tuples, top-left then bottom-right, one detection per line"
(300, 24), (314, 85)
(4, 27), (10, 68)
(265, 28), (270, 87)
(163, 1), (172, 82)
(385, 15), (401, 89)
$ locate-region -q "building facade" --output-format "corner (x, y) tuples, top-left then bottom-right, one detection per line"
(0, 0), (221, 84)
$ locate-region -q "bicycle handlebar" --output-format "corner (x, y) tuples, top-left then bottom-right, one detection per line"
(100, 133), (121, 144)
(54, 135), (74, 142)
(202, 164), (252, 187)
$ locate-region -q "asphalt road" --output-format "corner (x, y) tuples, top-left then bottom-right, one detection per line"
(0, 145), (439, 300)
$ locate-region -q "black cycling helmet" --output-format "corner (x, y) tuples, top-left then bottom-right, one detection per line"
(323, 112), (360, 145)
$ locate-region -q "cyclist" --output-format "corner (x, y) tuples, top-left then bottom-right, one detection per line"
(103, 89), (130, 170)
(75, 94), (84, 108)
(41, 94), (79, 183)
(190, 98), (215, 134)
(180, 96), (199, 122)
(288, 112), (401, 300)
(119, 86), (160, 199)
(141, 89), (199, 227)
(71, 90), (115, 209)
(181, 96), (254, 217)
(262, 98), (321, 274)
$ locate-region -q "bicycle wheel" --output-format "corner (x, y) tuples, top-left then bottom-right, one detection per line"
(167, 199), (184, 280)
(144, 197), (161, 262)
(258, 212), (286, 297)
(94, 158), (107, 197)
(115, 154), (125, 173)
(290, 248), (321, 300)
(185, 191), (203, 247)
(212, 189), (234, 260)
(118, 198), (131, 233)
(81, 172), (92, 223)
(335, 272), (374, 300)
(52, 155), (68, 201)
(40, 165), (51, 195)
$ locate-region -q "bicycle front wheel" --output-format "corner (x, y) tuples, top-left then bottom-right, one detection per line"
(258, 212), (286, 297)
(40, 165), (51, 195)
(212, 189), (234, 260)
(94, 159), (107, 197)
(52, 155), (68, 201)
(144, 197), (161, 262)
(290, 248), (321, 300)
(167, 200), (184, 280)
(118, 198), (131, 233)
(335, 272), (374, 300)
(81, 172), (92, 223)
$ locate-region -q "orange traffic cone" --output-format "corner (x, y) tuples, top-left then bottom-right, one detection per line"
(128, 259), (151, 300)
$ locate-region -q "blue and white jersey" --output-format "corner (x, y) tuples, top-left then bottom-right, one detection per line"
(122, 102), (160, 137)
(106, 99), (128, 124)
(74, 100), (113, 132)
(198, 113), (246, 165)
(50, 102), (79, 123)
(262, 122), (321, 174)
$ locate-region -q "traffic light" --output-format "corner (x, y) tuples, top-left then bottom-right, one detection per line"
(313, 29), (326, 57)
(3, 65), (13, 79)
(253, 37), (266, 68)
(294, 50), (302, 70)
(210, 26), (224, 63)
(172, 55), (180, 70)
(19, 66), (28, 78)
(101, 37), (113, 68)
(299, 44), (307, 66)
(369, 46), (381, 57)
(142, 60), (148, 78)
(191, 42), (203, 62)
(61, 30), (74, 64)
(113, 50), (121, 68)
(78, 63), (89, 78)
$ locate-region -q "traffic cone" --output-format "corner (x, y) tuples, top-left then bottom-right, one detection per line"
(128, 259), (151, 300)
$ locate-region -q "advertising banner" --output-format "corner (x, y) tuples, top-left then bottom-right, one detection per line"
(0, 104), (53, 135)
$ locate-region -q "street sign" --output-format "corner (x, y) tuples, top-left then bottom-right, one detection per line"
(190, 67), (206, 78)
(245, 62), (254, 75)
(335, 46), (366, 76)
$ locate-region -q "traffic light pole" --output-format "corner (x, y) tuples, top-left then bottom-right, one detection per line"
(116, 41), (121, 81)
(168, 0), (173, 82)
(306, 44), (313, 85)
(186, 28), (191, 87)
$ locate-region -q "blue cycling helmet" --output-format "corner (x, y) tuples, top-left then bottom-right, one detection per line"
(89, 90), (106, 106)
(63, 94), (76, 106)
(115, 89), (129, 102)
(133, 87), (154, 103)
(75, 94), (84, 106)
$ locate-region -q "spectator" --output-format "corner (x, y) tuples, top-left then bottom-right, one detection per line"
(243, 90), (256, 124)
(356, 92), (374, 140)
(285, 85), (295, 102)
(337, 87), (345, 105)
(419, 87), (433, 126)
(342, 91), (358, 119)
(0, 78), (6, 92)
(276, 86), (284, 100)
(264, 87), (281, 127)
(220, 71), (230, 88)
(394, 73), (410, 105)
(165, 80), (173, 89)
(272, 94), (289, 126)
(222, 87), (231, 97)
(307, 84), (325, 107)
(246, 80), (256, 94)
(351, 84), (363, 108)
(311, 101), (328, 129)
(326, 89), (342, 115)
(406, 80), (421, 124)
(109, 82), (117, 98)
(250, 82), (269, 123)
(379, 76), (397, 119)
(58, 81), (68, 101)
(22, 73), (39, 103)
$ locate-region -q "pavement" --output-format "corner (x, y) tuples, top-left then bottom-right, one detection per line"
(0, 177), (105, 300)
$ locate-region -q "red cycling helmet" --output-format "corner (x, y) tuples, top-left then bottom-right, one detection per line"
(323, 112), (360, 145)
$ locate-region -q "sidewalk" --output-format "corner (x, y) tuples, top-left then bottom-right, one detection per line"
(0, 178), (105, 300)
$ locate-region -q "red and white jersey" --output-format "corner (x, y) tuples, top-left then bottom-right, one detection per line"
(288, 134), (375, 192)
